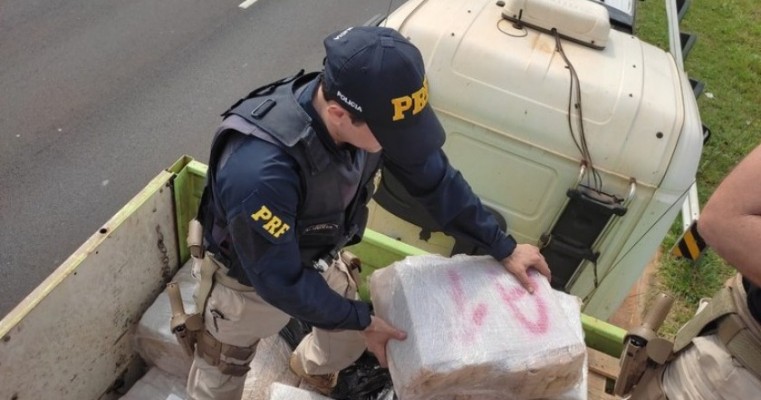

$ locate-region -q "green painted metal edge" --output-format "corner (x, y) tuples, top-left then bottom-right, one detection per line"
(352, 229), (429, 263)
(347, 229), (429, 301)
(169, 156), (208, 263)
(581, 314), (626, 357)
(167, 155), (194, 175)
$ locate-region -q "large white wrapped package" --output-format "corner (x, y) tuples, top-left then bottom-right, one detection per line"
(120, 367), (187, 400)
(133, 258), (197, 378)
(437, 293), (587, 400)
(370, 254), (586, 400)
(268, 382), (332, 400)
(242, 334), (301, 400)
(551, 291), (588, 400)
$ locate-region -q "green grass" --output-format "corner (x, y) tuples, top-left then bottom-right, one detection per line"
(635, 0), (761, 336)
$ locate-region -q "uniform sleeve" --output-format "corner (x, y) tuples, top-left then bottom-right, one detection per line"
(216, 139), (371, 330)
(383, 149), (517, 260)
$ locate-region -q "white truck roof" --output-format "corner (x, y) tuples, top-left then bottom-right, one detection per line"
(389, 0), (687, 187)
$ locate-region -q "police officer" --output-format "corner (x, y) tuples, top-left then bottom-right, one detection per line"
(655, 143), (761, 399)
(186, 26), (550, 400)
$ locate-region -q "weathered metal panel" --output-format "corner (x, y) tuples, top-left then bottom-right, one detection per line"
(0, 170), (179, 400)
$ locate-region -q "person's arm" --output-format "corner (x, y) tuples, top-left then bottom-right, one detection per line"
(698, 144), (761, 287)
(384, 150), (550, 292)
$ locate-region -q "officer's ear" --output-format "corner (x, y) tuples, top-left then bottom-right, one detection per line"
(325, 103), (351, 126)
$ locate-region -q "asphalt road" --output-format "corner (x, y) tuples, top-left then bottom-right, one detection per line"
(0, 0), (403, 317)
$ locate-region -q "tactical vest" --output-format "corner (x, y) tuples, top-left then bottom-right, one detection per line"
(198, 71), (381, 281)
(672, 273), (761, 380)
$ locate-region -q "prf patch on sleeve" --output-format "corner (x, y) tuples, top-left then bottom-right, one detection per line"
(243, 190), (295, 244)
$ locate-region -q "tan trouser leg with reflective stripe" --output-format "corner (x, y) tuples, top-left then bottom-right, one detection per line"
(186, 253), (366, 400)
(186, 255), (291, 400)
(291, 253), (366, 375)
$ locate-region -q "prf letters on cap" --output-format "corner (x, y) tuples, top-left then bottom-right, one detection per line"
(391, 78), (429, 122)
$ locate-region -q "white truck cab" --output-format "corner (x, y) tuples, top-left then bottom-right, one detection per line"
(367, 0), (703, 319)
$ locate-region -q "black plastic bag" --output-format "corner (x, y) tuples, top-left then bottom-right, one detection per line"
(332, 352), (397, 400)
(278, 319), (397, 399)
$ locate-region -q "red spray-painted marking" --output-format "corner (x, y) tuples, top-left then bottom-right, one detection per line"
(447, 268), (549, 338)
(495, 281), (550, 334)
(447, 270), (489, 342)
(472, 303), (488, 326)
(447, 270), (467, 314)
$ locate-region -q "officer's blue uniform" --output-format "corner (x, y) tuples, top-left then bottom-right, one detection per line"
(187, 26), (530, 400)
(204, 73), (516, 332)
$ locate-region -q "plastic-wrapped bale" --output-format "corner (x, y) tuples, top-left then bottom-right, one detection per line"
(242, 334), (301, 400)
(550, 291), (587, 400)
(440, 293), (588, 400)
(119, 367), (187, 400)
(369, 254), (586, 400)
(268, 382), (332, 399)
(133, 258), (197, 378)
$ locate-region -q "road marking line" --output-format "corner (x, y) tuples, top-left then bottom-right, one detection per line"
(238, 0), (258, 9)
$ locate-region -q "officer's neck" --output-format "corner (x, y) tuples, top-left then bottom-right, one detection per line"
(313, 84), (350, 148)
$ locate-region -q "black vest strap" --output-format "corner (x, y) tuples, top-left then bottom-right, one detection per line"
(225, 72), (331, 175)
(221, 70), (306, 118)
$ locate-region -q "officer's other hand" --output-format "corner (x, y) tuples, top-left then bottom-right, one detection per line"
(361, 315), (407, 368)
(500, 244), (551, 294)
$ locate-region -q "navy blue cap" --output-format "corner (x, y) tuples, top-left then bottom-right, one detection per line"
(323, 26), (446, 163)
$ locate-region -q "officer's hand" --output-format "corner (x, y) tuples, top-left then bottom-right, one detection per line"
(500, 244), (551, 294)
(360, 315), (407, 368)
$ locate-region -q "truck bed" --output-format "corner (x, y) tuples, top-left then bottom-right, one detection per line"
(0, 157), (625, 399)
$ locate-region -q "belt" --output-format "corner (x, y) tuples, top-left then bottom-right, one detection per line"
(209, 254), (255, 292)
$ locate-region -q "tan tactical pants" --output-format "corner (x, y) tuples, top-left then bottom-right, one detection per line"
(661, 334), (761, 400)
(185, 254), (366, 400)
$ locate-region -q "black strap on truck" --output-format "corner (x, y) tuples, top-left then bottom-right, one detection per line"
(540, 182), (629, 290)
